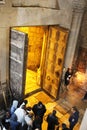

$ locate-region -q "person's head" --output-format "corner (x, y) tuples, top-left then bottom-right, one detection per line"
(26, 106), (33, 115)
(62, 123), (67, 129)
(26, 106), (32, 112)
(68, 68), (72, 73)
(23, 100), (28, 105)
(37, 101), (43, 108)
(52, 110), (56, 115)
(12, 100), (18, 109)
(6, 111), (11, 117)
(20, 100), (28, 108)
(71, 106), (78, 113)
(21, 104), (26, 111)
(19, 99), (28, 106)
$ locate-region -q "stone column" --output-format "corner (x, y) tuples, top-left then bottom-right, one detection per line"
(80, 108), (87, 130)
(64, 0), (86, 70)
(0, 27), (9, 83)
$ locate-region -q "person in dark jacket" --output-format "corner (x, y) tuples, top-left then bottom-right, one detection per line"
(10, 113), (20, 130)
(82, 91), (87, 101)
(32, 101), (46, 125)
(47, 110), (59, 130)
(64, 68), (73, 88)
(32, 115), (42, 130)
(69, 106), (79, 130)
(62, 123), (70, 130)
(1, 110), (11, 130)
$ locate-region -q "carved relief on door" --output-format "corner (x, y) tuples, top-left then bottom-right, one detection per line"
(43, 26), (69, 98)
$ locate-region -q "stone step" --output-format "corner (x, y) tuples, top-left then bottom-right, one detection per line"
(56, 98), (72, 112)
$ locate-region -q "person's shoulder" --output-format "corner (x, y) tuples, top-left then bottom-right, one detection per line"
(15, 107), (21, 113)
(42, 104), (46, 108)
(32, 104), (37, 109)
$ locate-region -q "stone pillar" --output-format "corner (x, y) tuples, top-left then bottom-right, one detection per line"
(80, 109), (87, 130)
(0, 27), (9, 83)
(64, 0), (86, 70)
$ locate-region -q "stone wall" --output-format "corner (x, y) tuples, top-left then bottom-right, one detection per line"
(74, 11), (87, 72)
(79, 11), (87, 49)
(64, 0), (87, 70)
(12, 0), (57, 9)
(0, 0), (72, 86)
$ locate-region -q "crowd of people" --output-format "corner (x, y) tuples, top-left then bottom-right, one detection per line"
(0, 67), (80, 130)
(0, 98), (79, 130)
(1, 100), (46, 130)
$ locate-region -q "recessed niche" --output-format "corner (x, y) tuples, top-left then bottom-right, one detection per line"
(56, 31), (60, 41)
(58, 58), (62, 65)
(54, 43), (58, 52)
(55, 71), (60, 77)
(48, 85), (52, 92)
(53, 54), (56, 61)
(47, 76), (50, 80)
(52, 79), (54, 84)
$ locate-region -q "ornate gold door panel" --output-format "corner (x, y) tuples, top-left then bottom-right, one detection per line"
(10, 29), (28, 99)
(43, 26), (69, 99)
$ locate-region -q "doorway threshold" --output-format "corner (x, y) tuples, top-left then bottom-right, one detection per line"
(24, 88), (42, 98)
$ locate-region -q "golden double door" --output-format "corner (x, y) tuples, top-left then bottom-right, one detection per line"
(9, 26), (69, 99)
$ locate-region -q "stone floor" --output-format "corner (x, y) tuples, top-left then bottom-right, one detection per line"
(24, 70), (87, 130)
(25, 69), (40, 95)
(25, 89), (86, 130)
(0, 70), (86, 130)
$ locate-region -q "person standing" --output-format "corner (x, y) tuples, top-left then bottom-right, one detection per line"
(69, 106), (79, 130)
(10, 113), (20, 130)
(82, 91), (87, 101)
(64, 68), (73, 89)
(46, 110), (59, 130)
(10, 100), (18, 115)
(1, 110), (11, 130)
(32, 101), (46, 128)
(62, 123), (70, 130)
(14, 104), (27, 130)
(32, 115), (42, 130)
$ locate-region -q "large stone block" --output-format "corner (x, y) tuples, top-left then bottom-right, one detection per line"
(12, 0), (57, 9)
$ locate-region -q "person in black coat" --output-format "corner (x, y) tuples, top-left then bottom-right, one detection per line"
(69, 106), (79, 130)
(47, 110), (59, 130)
(64, 68), (73, 88)
(32, 101), (46, 129)
(62, 123), (70, 130)
(32, 115), (42, 130)
(1, 110), (11, 130)
(82, 91), (87, 101)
